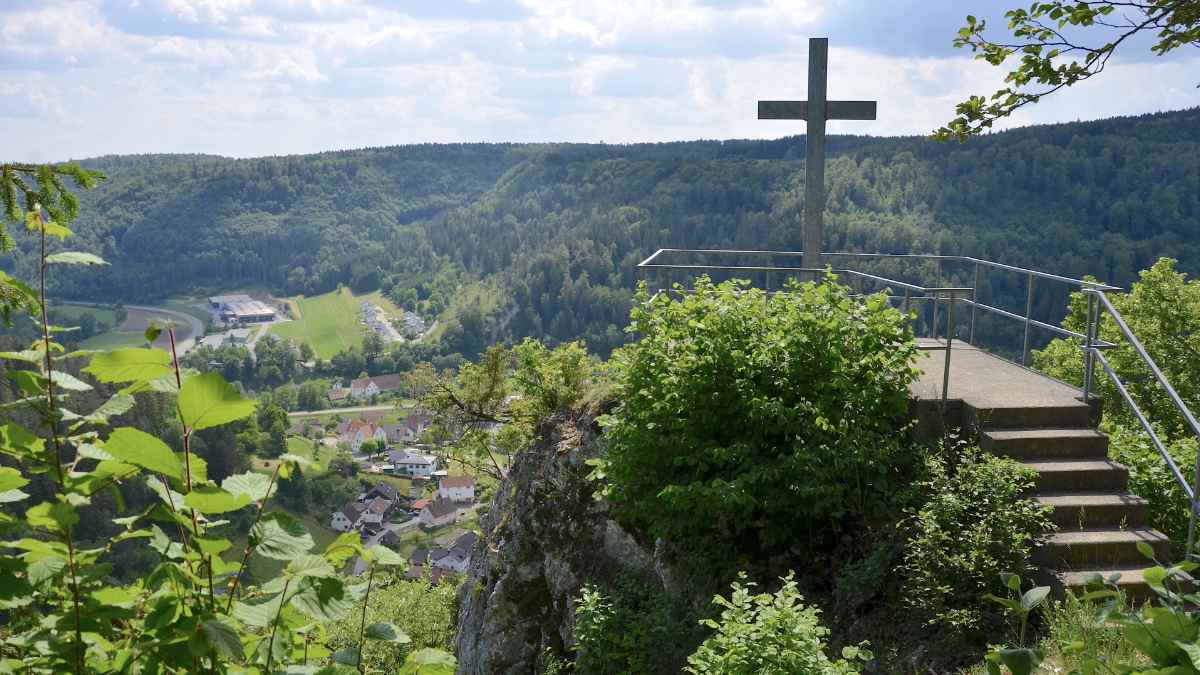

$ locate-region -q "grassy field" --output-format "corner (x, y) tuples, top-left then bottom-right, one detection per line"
(80, 331), (147, 350)
(250, 437), (333, 476)
(51, 303), (119, 326)
(162, 299), (214, 325)
(269, 287), (403, 359)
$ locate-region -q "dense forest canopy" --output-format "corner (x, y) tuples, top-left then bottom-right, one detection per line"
(7, 107), (1197, 356)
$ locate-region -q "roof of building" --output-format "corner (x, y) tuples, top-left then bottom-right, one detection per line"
(328, 388), (350, 401)
(209, 294), (253, 304)
(424, 497), (458, 519)
(451, 532), (479, 555)
(221, 299), (276, 318)
(338, 502), (367, 522)
(366, 496), (391, 514)
(369, 481), (399, 501)
(404, 412), (432, 431)
(440, 475), (475, 490)
(411, 498), (430, 511)
(389, 449), (434, 465)
(361, 410), (388, 425)
(350, 373), (404, 392)
(410, 549), (429, 566)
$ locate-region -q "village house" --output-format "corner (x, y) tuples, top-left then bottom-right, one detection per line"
(340, 421), (387, 452)
(406, 532), (477, 580)
(331, 502), (367, 532)
(435, 532), (478, 572)
(348, 374), (404, 400)
(419, 497), (459, 529)
(328, 387), (349, 403)
(383, 412), (433, 445)
(388, 448), (438, 477)
(332, 481), (404, 533)
(360, 496), (393, 526)
(438, 475), (476, 503)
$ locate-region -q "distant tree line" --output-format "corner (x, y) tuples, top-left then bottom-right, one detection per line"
(4, 109), (1195, 359)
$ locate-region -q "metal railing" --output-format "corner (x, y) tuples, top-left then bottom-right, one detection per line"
(637, 248), (1200, 554)
(636, 250), (970, 407)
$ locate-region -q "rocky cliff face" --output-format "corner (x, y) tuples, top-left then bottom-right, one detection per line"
(454, 413), (664, 674)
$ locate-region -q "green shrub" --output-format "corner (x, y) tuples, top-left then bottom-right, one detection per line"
(572, 580), (701, 674)
(685, 573), (870, 675)
(324, 571), (458, 672)
(598, 276), (920, 569)
(1040, 590), (1141, 669)
(1106, 422), (1195, 549)
(901, 443), (1054, 644)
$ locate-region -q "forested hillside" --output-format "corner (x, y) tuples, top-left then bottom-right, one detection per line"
(10, 107), (1197, 356)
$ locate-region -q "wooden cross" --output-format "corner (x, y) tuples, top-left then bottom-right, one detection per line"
(758, 37), (877, 270)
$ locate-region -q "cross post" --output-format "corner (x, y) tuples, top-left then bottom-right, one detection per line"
(758, 37), (877, 270)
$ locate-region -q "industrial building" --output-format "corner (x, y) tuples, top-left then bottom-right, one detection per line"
(207, 294), (276, 324)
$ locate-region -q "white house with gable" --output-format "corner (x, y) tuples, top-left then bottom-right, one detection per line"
(388, 449), (438, 478)
(438, 475), (475, 503)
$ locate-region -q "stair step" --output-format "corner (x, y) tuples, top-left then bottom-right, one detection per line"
(1050, 567), (1160, 601)
(1036, 528), (1170, 568)
(1037, 492), (1148, 529)
(983, 428), (1109, 460)
(968, 404), (1093, 430)
(1025, 459), (1128, 492)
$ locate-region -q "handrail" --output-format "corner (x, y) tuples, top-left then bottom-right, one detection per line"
(1085, 289), (1200, 554)
(637, 247), (1200, 555)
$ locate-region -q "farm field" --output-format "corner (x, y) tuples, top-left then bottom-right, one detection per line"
(251, 437), (333, 476)
(50, 303), (118, 326)
(269, 287), (403, 359)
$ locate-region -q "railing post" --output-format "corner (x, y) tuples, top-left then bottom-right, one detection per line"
(942, 292), (955, 409)
(969, 261), (980, 345)
(932, 293), (940, 341)
(1082, 290), (1097, 401)
(1022, 272), (1036, 366)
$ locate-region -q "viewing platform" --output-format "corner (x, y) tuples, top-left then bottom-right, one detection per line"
(910, 339), (1099, 434)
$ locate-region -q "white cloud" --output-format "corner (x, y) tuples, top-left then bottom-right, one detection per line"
(0, 0), (1193, 161)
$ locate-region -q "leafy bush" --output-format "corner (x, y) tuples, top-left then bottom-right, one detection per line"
(325, 571), (458, 672)
(1105, 422), (1196, 548)
(573, 580), (701, 674)
(685, 573), (870, 675)
(901, 443), (1054, 644)
(598, 276), (920, 567)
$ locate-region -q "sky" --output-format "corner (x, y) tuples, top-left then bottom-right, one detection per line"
(0, 0), (1196, 162)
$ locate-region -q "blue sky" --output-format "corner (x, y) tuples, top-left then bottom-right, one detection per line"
(0, 0), (1195, 161)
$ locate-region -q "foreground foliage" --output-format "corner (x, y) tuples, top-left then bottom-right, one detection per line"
(902, 443), (1054, 645)
(685, 574), (870, 675)
(598, 276), (919, 571)
(1035, 258), (1200, 547)
(938, 1), (1199, 140)
(0, 164), (454, 673)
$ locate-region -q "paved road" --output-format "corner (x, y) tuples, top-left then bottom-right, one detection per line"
(287, 404), (398, 418)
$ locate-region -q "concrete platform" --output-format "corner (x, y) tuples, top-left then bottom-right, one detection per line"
(910, 340), (1099, 434)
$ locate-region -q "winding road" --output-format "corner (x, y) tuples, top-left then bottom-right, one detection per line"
(58, 300), (206, 352)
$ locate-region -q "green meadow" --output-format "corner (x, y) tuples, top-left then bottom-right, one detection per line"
(269, 287), (402, 359)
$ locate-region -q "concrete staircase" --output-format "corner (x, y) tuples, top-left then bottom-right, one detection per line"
(911, 342), (1173, 598)
(979, 415), (1170, 597)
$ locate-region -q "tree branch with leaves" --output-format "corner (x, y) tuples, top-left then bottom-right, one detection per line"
(936, 0), (1199, 141)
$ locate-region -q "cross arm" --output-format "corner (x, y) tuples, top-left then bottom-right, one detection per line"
(758, 100), (878, 121)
